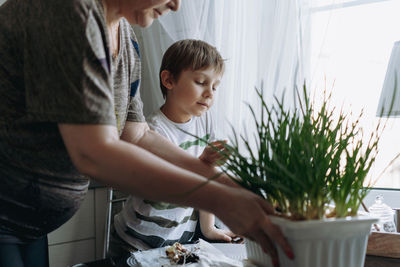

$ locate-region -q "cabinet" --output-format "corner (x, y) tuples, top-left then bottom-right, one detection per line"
(48, 187), (108, 267)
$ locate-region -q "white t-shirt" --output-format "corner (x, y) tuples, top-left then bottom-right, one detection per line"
(114, 109), (216, 250)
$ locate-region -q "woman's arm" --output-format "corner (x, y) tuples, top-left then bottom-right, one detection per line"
(59, 123), (294, 265)
(120, 121), (237, 187)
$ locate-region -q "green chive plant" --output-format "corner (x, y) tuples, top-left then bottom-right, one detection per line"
(218, 85), (383, 221)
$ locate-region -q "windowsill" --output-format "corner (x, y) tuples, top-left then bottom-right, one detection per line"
(367, 232), (400, 258)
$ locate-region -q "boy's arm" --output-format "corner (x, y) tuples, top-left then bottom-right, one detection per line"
(199, 210), (235, 242)
(199, 211), (215, 233)
(120, 121), (237, 187)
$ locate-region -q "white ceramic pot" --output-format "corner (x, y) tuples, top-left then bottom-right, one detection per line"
(246, 215), (378, 267)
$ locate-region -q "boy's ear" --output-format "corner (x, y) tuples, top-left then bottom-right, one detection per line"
(160, 70), (174, 90)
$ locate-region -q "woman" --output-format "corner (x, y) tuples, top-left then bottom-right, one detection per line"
(0, 1), (292, 266)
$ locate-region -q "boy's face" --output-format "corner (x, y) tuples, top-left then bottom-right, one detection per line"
(120, 0), (180, 27)
(163, 67), (222, 123)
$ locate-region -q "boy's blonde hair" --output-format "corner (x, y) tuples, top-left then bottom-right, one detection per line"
(159, 39), (224, 99)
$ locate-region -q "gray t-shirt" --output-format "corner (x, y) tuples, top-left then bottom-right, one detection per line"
(0, 0), (144, 243)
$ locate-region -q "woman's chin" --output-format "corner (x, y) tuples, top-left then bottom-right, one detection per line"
(129, 16), (154, 28)
(140, 19), (155, 28)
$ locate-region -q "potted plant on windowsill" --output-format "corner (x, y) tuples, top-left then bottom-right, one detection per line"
(216, 85), (382, 267)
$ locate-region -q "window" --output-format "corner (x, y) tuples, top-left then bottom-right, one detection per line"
(309, 0), (400, 188)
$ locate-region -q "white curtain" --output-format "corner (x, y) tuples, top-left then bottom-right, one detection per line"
(135, 0), (312, 139)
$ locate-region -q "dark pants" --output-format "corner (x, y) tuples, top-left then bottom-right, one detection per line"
(0, 236), (49, 267)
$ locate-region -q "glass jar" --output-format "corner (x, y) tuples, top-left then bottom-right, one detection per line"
(368, 194), (396, 232)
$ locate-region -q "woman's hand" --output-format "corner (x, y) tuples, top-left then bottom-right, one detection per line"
(212, 186), (294, 267)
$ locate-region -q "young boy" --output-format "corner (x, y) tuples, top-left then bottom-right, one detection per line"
(113, 39), (237, 251)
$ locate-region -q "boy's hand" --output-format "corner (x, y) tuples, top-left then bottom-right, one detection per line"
(201, 226), (238, 243)
(199, 140), (229, 166)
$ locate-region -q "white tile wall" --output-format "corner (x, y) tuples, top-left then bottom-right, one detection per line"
(47, 188), (108, 267)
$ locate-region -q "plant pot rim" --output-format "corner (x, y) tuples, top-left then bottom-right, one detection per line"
(269, 215), (378, 238)
(270, 214), (377, 226)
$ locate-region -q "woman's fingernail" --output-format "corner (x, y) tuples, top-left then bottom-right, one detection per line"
(286, 249), (295, 259)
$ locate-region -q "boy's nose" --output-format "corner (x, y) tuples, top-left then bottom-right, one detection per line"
(203, 87), (214, 98)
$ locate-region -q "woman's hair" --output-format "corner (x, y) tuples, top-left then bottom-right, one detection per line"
(159, 39), (224, 99)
